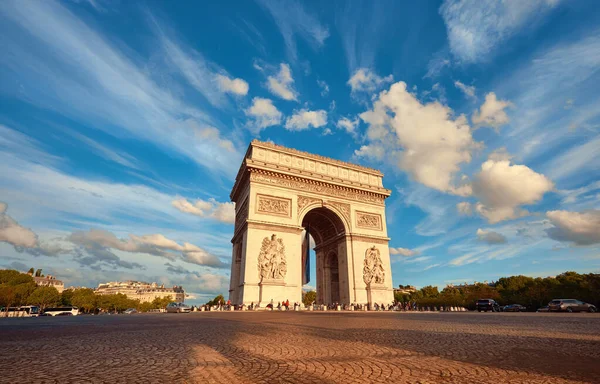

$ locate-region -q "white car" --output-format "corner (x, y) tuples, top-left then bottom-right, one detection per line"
(165, 302), (191, 313)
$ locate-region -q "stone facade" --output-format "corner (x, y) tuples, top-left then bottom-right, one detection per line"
(229, 140), (394, 307)
(34, 276), (65, 293)
(96, 281), (185, 303)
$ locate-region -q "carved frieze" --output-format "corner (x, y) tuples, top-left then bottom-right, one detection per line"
(356, 211), (382, 230)
(256, 194), (291, 217)
(298, 195), (321, 213)
(363, 246), (385, 285)
(327, 201), (351, 224)
(250, 170), (386, 205)
(258, 234), (287, 281)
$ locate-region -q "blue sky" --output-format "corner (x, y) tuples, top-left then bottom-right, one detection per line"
(1, 0), (599, 304)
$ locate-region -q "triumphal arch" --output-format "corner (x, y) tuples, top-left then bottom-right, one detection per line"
(229, 140), (393, 307)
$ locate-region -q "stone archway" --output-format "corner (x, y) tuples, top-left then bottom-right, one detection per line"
(300, 207), (347, 305)
(228, 140), (394, 307)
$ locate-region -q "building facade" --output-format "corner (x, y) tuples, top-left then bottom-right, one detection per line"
(96, 281), (185, 303)
(34, 276), (65, 293)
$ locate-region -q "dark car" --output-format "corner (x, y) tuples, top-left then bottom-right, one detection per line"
(476, 299), (501, 312)
(503, 304), (526, 312)
(548, 299), (597, 313)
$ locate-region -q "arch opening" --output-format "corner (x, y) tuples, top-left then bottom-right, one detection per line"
(301, 207), (347, 306)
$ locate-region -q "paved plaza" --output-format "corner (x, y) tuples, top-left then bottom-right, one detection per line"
(1, 311), (599, 384)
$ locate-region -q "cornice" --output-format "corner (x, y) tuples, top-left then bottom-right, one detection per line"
(251, 139), (383, 176)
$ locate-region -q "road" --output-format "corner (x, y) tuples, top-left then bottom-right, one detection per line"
(1, 311), (599, 383)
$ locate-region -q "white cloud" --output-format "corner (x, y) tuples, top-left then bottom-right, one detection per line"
(454, 80), (476, 99)
(256, 0), (329, 61)
(285, 109), (327, 131)
(440, 0), (561, 63)
(348, 68), (393, 94)
(172, 198), (235, 224)
(457, 202), (473, 216)
(546, 210), (600, 245)
(472, 158), (554, 223)
(390, 247), (418, 257)
(266, 63), (298, 101)
(360, 81), (478, 196)
(472, 92), (512, 130)
(0, 202), (38, 248)
(476, 228), (507, 244)
(216, 74), (249, 96)
(69, 229), (228, 268)
(336, 117), (360, 136)
(317, 79), (329, 96)
(353, 144), (386, 162)
(245, 97), (283, 132)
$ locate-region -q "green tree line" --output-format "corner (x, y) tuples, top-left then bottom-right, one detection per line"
(394, 272), (600, 310)
(1, 269), (173, 314)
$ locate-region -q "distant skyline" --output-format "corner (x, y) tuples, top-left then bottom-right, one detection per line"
(1, 0), (599, 304)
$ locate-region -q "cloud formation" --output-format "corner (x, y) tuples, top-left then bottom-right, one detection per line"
(546, 210), (600, 245)
(456, 202), (473, 216)
(216, 74), (249, 96)
(389, 247), (418, 257)
(454, 80), (476, 99)
(476, 228), (507, 244)
(285, 109), (327, 131)
(336, 117), (360, 137)
(472, 158), (554, 223)
(348, 68), (393, 94)
(359, 81), (477, 196)
(440, 0), (561, 63)
(267, 63), (298, 101)
(0, 202), (38, 248)
(69, 229), (228, 269)
(245, 97), (283, 132)
(472, 92), (512, 130)
(171, 198), (235, 224)
(256, 0), (329, 61)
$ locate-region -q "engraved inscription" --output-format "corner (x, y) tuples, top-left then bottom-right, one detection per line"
(356, 211), (382, 230)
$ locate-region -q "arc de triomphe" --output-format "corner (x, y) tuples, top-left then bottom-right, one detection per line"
(229, 140), (394, 307)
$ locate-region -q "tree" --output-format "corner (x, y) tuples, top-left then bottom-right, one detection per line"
(60, 289), (74, 306)
(302, 290), (316, 306)
(71, 288), (97, 313)
(206, 294), (225, 307)
(151, 295), (173, 309)
(28, 286), (60, 310)
(35, 269), (42, 277)
(27, 268), (34, 275)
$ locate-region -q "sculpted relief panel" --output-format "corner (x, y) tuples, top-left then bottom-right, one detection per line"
(298, 195), (321, 211)
(327, 201), (351, 224)
(258, 234), (287, 281)
(250, 171), (386, 205)
(256, 194), (291, 217)
(356, 211), (382, 230)
(363, 246), (385, 285)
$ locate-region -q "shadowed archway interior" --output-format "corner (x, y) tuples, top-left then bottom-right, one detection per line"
(301, 207), (346, 305)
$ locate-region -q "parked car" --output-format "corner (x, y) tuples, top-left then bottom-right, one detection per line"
(503, 304), (526, 312)
(548, 299), (597, 313)
(536, 306), (550, 312)
(124, 308), (138, 315)
(166, 302), (191, 313)
(476, 299), (501, 312)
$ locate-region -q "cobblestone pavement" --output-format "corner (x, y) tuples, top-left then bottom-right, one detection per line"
(1, 312), (599, 384)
